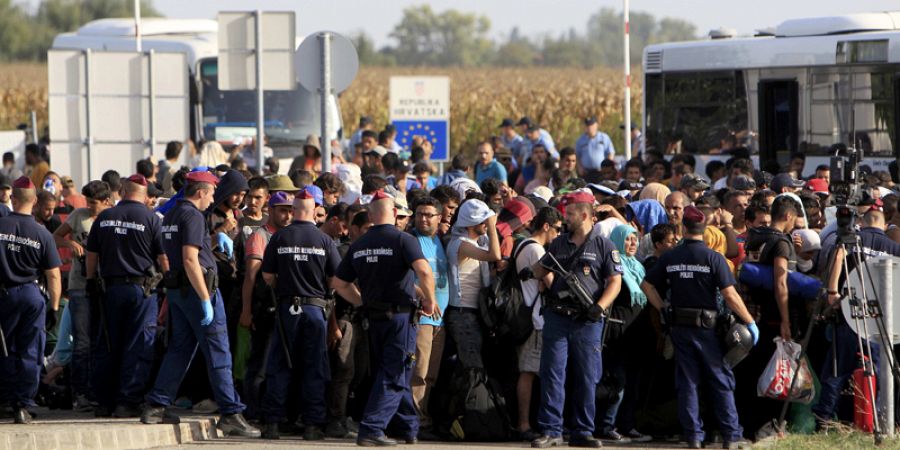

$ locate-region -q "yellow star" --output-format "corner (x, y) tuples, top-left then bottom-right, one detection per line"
(416, 124), (422, 129)
(403, 131), (409, 136)
(408, 125), (415, 130)
(424, 125), (430, 130)
(430, 131), (435, 136)
(432, 138), (437, 143)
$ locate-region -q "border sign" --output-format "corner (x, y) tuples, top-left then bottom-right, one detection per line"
(389, 76), (450, 162)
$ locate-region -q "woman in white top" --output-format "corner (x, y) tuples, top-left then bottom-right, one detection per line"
(444, 198), (501, 369)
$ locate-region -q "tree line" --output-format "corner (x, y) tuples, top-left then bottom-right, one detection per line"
(0, 1), (696, 68)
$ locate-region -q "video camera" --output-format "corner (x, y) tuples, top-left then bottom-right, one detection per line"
(830, 144), (865, 243)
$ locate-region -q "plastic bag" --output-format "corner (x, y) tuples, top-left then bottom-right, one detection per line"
(757, 337), (816, 404)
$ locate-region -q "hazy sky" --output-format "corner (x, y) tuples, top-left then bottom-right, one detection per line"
(138, 0), (899, 45)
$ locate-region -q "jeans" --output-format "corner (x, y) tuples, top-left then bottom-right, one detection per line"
(411, 324), (446, 429)
(68, 290), (93, 397)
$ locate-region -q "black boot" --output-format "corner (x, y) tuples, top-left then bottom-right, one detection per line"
(261, 422), (280, 440)
(218, 413), (261, 438)
(357, 434), (398, 446)
(140, 405), (180, 424)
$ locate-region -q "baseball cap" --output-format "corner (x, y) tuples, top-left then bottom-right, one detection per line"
(805, 178), (829, 196)
(586, 183), (616, 196)
(680, 173), (710, 190)
(517, 116), (534, 127)
(731, 175), (757, 191)
(682, 205), (706, 225)
(498, 118), (515, 128)
(126, 174), (148, 186)
(0, 175), (11, 189)
(364, 146), (388, 157)
(454, 199), (495, 229)
(584, 116), (598, 126)
(303, 185), (325, 206)
(771, 173), (805, 192)
(269, 191), (293, 207)
(495, 146), (513, 159)
(618, 180), (644, 191)
(531, 186), (554, 203)
(185, 171), (219, 186)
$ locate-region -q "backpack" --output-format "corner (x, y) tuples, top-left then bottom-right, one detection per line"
(448, 367), (512, 441)
(478, 239), (539, 347)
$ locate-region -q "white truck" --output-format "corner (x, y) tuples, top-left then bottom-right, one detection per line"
(49, 17), (342, 187)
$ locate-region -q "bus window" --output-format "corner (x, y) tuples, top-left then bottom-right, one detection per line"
(806, 66), (896, 157)
(644, 71), (749, 156)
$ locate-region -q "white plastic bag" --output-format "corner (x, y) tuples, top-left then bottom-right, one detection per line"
(757, 337), (815, 404)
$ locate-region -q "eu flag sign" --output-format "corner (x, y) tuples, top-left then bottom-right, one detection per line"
(392, 120), (449, 162)
(389, 76), (450, 162)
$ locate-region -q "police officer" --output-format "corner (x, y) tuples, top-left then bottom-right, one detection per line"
(527, 191), (621, 449)
(141, 171), (259, 438)
(813, 195), (900, 425)
(641, 206), (757, 449)
(0, 176), (61, 424)
(332, 190), (437, 447)
(84, 174), (167, 418)
(258, 188), (341, 440)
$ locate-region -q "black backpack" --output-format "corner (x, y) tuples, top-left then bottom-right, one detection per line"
(478, 239), (539, 347)
(448, 367), (512, 441)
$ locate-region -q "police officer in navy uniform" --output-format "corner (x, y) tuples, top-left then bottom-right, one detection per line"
(84, 174), (168, 418)
(258, 187), (342, 440)
(814, 195), (900, 425)
(0, 176), (62, 424)
(527, 191), (621, 449)
(641, 206), (757, 449)
(332, 189), (437, 447)
(141, 171), (259, 438)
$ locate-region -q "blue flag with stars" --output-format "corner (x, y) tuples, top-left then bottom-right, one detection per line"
(392, 120), (449, 162)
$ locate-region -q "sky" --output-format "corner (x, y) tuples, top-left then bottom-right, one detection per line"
(136, 0), (900, 46)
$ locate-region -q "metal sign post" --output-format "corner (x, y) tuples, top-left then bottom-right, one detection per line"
(623, 0), (632, 161)
(319, 32), (332, 174)
(255, 10), (265, 174)
(877, 256), (894, 437)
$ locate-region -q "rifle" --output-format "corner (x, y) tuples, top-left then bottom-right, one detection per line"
(267, 284), (293, 369)
(542, 252), (598, 312)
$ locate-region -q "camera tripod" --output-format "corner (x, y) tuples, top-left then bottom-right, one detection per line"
(776, 231), (900, 445)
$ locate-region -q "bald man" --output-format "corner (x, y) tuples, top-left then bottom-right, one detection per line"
(333, 190), (436, 446)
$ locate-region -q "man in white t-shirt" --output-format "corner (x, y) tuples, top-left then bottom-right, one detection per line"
(513, 206), (563, 440)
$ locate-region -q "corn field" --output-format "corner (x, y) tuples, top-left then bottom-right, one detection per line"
(0, 63), (641, 159)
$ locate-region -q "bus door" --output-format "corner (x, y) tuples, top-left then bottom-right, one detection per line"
(758, 80), (799, 170)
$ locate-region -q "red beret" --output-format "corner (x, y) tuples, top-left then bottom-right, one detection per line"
(294, 188), (315, 201)
(12, 176), (34, 190)
(682, 205), (706, 224)
(371, 190), (393, 202)
(184, 171), (219, 186)
(126, 174), (148, 186)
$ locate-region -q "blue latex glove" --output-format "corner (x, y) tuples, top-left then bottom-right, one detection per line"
(200, 299), (214, 326)
(748, 321), (760, 346)
(216, 232), (234, 258)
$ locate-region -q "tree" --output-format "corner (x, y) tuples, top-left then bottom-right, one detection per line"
(388, 5), (493, 66)
(494, 28), (539, 66)
(351, 31), (396, 66)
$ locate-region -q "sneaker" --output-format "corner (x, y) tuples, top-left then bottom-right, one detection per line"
(531, 435), (563, 448)
(303, 424), (325, 441)
(73, 394), (95, 413)
(624, 428), (652, 443)
(217, 413), (261, 438)
(192, 399), (218, 414)
(598, 429), (629, 443)
(326, 419), (350, 438)
(357, 434), (398, 446)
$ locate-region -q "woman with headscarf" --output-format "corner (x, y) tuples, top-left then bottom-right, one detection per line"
(639, 182), (672, 205)
(444, 199), (501, 370)
(595, 224), (653, 443)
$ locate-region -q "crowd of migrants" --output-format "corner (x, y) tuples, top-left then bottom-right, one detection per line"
(1, 114), (899, 449)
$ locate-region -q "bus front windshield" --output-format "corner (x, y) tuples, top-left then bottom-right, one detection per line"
(199, 59), (321, 148)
